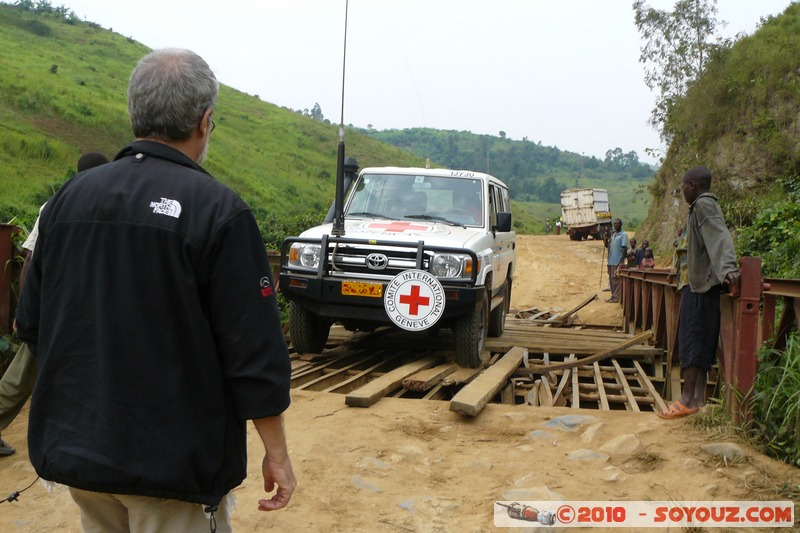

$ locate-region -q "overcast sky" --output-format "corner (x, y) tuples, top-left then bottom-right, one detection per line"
(58, 0), (793, 165)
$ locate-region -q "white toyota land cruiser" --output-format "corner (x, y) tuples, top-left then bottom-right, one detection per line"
(279, 166), (516, 368)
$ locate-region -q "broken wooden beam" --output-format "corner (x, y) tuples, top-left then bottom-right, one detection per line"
(449, 346), (526, 416)
(402, 362), (456, 391)
(345, 355), (439, 407)
(441, 365), (484, 386)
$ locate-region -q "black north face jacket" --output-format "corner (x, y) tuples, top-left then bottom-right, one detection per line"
(17, 141), (291, 506)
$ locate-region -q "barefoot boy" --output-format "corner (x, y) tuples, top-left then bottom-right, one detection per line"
(658, 166), (740, 419)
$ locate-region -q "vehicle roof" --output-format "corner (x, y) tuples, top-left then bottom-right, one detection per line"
(359, 166), (507, 187)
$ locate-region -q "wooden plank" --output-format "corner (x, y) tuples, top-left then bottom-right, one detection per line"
(551, 293), (599, 323)
(593, 362), (610, 410)
(291, 351), (369, 387)
(296, 353), (384, 391)
(571, 360), (580, 409)
(442, 365), (484, 386)
(528, 381), (540, 406)
(449, 347), (526, 416)
(500, 383), (515, 405)
(670, 363), (682, 402)
(579, 392), (655, 404)
(550, 354), (574, 407)
(612, 359), (639, 412)
(345, 356), (439, 407)
(514, 330), (654, 374)
(537, 377), (553, 407)
(421, 384), (448, 401)
(325, 352), (405, 394)
(402, 362), (456, 391)
(633, 360), (668, 413)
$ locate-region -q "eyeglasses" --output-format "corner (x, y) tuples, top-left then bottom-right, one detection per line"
(210, 118), (216, 133)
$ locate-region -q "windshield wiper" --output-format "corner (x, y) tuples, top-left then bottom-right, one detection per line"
(405, 214), (465, 227)
(347, 212), (392, 220)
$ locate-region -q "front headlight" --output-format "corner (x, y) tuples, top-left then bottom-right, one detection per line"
(289, 243), (322, 269)
(431, 253), (473, 278)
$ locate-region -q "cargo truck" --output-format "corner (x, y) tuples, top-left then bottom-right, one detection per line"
(560, 188), (613, 241)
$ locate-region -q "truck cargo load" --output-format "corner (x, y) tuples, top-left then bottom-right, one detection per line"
(560, 188), (612, 241)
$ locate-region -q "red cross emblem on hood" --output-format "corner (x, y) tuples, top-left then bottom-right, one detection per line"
(369, 221), (429, 232)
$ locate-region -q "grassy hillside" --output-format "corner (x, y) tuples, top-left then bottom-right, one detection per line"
(0, 3), (424, 241)
(0, 2), (653, 245)
(638, 3), (800, 277)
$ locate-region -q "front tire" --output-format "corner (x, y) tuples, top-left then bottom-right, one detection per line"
(453, 294), (489, 368)
(289, 302), (331, 354)
(488, 280), (511, 337)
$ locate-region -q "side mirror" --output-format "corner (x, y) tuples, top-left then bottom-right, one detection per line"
(494, 212), (512, 232)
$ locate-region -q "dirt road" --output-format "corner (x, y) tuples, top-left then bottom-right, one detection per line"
(1, 235), (797, 532)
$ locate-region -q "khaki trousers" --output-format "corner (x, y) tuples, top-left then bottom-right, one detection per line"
(0, 343), (37, 431)
(69, 487), (232, 533)
(607, 265), (620, 301)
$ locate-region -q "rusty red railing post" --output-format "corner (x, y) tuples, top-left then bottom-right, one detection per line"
(0, 224), (20, 334)
(724, 257), (763, 424)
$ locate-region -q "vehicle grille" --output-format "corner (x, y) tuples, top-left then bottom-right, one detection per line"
(329, 244), (429, 279)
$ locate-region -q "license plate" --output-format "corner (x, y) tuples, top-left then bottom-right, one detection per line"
(341, 281), (383, 298)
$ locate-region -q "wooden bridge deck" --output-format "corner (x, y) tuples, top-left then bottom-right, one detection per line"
(290, 318), (667, 417)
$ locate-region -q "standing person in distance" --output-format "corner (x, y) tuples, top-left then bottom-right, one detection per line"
(603, 218), (629, 303)
(16, 49), (295, 532)
(0, 151), (109, 457)
(658, 166), (740, 419)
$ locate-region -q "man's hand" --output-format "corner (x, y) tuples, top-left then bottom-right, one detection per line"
(258, 453), (296, 511)
(253, 415), (296, 511)
(724, 270), (741, 297)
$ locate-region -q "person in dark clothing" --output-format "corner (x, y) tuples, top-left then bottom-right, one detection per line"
(0, 152), (109, 458)
(634, 239), (648, 267)
(658, 166), (740, 419)
(16, 49), (295, 532)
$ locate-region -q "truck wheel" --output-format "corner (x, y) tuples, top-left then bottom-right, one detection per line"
(488, 280), (511, 337)
(289, 302), (331, 354)
(569, 233), (581, 241)
(453, 295), (489, 368)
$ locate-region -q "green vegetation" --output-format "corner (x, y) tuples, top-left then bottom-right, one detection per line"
(637, 3), (800, 277)
(0, 1), (655, 239)
(749, 333), (800, 466)
(359, 127), (654, 230)
(634, 0), (729, 140)
(0, 2), (423, 237)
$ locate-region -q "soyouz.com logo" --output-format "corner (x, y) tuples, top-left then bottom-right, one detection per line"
(383, 269), (445, 331)
(494, 501), (794, 528)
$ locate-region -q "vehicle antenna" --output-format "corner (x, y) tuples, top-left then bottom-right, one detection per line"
(404, 58), (430, 168)
(332, 0), (349, 237)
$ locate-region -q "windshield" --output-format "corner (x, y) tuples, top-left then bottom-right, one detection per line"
(346, 173), (483, 226)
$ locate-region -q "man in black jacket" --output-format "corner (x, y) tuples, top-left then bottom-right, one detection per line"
(16, 49), (295, 532)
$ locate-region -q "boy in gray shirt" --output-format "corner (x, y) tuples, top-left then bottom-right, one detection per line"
(658, 166), (740, 419)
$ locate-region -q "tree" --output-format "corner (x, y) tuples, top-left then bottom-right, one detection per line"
(633, 0), (729, 141)
(310, 102), (324, 122)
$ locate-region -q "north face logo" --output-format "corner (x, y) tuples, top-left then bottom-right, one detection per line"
(150, 198), (182, 219)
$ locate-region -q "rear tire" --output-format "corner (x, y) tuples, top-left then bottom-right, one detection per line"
(569, 233), (581, 241)
(289, 302), (331, 353)
(453, 295), (489, 368)
(488, 280), (510, 337)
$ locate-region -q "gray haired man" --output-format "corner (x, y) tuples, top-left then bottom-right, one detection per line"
(17, 49), (295, 532)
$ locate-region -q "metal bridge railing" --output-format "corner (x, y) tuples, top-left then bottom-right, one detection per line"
(618, 257), (798, 423)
